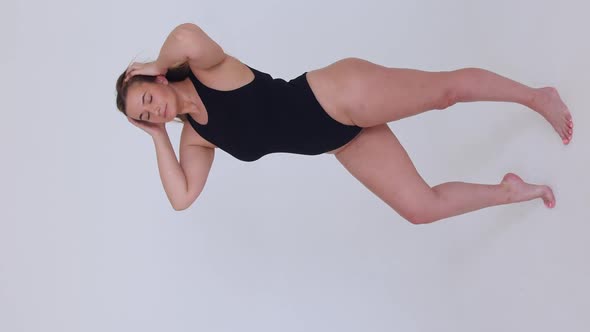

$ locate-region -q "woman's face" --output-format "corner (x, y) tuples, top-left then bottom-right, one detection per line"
(125, 78), (177, 123)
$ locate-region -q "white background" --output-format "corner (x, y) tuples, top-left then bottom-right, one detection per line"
(1, 0), (588, 331)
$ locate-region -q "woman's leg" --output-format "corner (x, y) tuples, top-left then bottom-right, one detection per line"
(310, 58), (573, 144)
(335, 125), (555, 224)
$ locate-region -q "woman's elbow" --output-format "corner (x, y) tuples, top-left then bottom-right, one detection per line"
(172, 23), (203, 38)
(171, 193), (199, 211)
(172, 203), (188, 212)
(172, 199), (191, 211)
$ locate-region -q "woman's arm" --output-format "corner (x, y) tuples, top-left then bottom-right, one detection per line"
(156, 23), (226, 71)
(152, 131), (214, 211)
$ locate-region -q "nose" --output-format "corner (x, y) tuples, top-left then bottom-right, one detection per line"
(150, 105), (161, 117)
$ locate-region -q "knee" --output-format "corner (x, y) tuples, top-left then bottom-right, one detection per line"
(398, 207), (438, 225)
(403, 213), (435, 225)
(443, 68), (487, 107)
(439, 87), (458, 110)
(435, 79), (459, 110)
(396, 191), (442, 225)
(436, 68), (487, 110)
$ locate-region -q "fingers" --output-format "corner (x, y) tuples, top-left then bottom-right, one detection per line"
(128, 117), (149, 135)
(124, 62), (144, 82)
(127, 116), (166, 137)
(125, 70), (139, 83)
(125, 63), (136, 77)
(128, 116), (152, 127)
(124, 61), (166, 83)
(126, 61), (142, 74)
(128, 116), (146, 126)
(124, 66), (138, 82)
(125, 60), (167, 83)
(128, 117), (149, 132)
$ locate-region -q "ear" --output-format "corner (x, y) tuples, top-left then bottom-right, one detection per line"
(155, 75), (169, 85)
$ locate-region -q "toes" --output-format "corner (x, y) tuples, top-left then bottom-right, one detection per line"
(560, 128), (569, 139)
(566, 116), (573, 126)
(561, 123), (573, 141)
(542, 187), (556, 208)
(560, 132), (571, 144)
(543, 198), (554, 208)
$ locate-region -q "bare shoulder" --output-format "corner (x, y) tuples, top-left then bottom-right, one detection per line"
(180, 120), (217, 149)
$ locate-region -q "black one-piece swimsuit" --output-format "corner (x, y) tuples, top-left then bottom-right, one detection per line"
(186, 65), (363, 162)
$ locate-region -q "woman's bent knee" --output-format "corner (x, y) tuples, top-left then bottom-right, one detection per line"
(401, 211), (437, 225)
(395, 190), (441, 225)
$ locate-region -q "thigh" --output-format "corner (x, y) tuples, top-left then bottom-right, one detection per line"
(306, 58), (369, 126)
(308, 58), (455, 127)
(334, 124), (437, 221)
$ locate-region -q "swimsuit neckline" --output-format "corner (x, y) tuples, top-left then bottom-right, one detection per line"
(189, 66), (257, 93)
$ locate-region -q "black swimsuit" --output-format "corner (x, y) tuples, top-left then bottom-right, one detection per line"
(186, 65), (363, 162)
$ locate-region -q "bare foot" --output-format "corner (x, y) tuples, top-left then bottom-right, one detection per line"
(501, 173), (555, 208)
(532, 87), (573, 145)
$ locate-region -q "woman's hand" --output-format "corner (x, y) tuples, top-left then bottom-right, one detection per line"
(124, 61), (167, 82)
(128, 117), (167, 137)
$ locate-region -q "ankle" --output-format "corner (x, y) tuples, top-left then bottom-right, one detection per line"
(526, 88), (541, 110)
(498, 182), (516, 205)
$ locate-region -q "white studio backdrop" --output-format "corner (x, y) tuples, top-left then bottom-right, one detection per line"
(1, 0), (588, 331)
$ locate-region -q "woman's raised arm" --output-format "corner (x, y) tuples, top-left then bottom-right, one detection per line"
(156, 23), (226, 71)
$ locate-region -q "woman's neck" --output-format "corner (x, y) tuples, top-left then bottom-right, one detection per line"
(170, 79), (202, 116)
(170, 78), (208, 125)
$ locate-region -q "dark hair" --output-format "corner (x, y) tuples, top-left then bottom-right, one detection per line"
(115, 62), (191, 123)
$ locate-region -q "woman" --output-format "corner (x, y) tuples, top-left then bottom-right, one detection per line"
(116, 23), (573, 223)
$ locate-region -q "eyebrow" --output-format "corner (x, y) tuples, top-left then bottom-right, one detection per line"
(139, 92), (147, 120)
